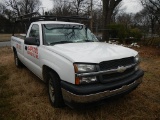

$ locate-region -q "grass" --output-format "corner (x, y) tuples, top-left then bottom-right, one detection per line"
(0, 50), (17, 120)
(0, 46), (160, 120)
(0, 34), (12, 42)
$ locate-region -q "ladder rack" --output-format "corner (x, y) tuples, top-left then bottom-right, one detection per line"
(14, 12), (89, 23)
(12, 12), (90, 35)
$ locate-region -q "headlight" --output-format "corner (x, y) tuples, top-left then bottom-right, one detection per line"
(75, 76), (98, 85)
(135, 54), (140, 63)
(135, 65), (140, 71)
(74, 64), (97, 85)
(74, 64), (97, 73)
(135, 54), (140, 71)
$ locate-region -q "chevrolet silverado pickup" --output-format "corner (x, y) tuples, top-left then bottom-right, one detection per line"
(11, 20), (144, 108)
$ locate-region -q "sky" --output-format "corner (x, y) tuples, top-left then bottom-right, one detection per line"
(122, 0), (143, 13)
(40, 0), (53, 12)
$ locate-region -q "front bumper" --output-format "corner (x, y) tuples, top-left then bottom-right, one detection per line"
(61, 70), (144, 105)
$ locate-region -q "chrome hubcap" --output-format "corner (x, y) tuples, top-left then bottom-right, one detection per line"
(49, 78), (55, 103)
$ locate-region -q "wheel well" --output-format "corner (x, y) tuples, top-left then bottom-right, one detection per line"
(42, 65), (60, 83)
(13, 47), (16, 54)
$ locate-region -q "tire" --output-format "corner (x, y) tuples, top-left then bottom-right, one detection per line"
(48, 71), (64, 108)
(14, 51), (23, 68)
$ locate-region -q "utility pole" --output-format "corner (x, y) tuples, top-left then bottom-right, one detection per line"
(90, 0), (93, 32)
(40, 7), (46, 15)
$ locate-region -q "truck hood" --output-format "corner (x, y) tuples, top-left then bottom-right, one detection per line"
(46, 42), (138, 63)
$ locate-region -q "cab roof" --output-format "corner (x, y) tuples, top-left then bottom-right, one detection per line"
(32, 21), (84, 25)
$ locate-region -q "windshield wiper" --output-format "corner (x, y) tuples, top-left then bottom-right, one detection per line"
(50, 41), (73, 45)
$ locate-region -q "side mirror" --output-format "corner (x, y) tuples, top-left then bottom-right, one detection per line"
(24, 37), (40, 46)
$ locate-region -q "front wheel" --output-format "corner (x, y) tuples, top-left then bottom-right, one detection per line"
(48, 71), (64, 108)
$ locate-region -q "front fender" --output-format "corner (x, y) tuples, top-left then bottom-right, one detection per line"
(40, 58), (75, 84)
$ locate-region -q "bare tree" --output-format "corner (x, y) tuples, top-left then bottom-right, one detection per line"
(116, 13), (133, 26)
(71, 0), (88, 15)
(6, 0), (41, 17)
(140, 0), (160, 35)
(0, 3), (5, 15)
(111, 3), (123, 23)
(19, 0), (41, 15)
(6, 0), (21, 16)
(133, 9), (150, 35)
(141, 0), (160, 24)
(0, 3), (13, 20)
(51, 0), (72, 16)
(0, 3), (13, 33)
(102, 0), (122, 41)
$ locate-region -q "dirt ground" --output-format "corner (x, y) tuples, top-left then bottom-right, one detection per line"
(0, 46), (160, 120)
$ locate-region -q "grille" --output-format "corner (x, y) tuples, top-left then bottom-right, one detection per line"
(99, 57), (136, 84)
(102, 67), (136, 83)
(99, 57), (135, 71)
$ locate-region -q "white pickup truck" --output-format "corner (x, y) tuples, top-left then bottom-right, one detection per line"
(11, 20), (144, 108)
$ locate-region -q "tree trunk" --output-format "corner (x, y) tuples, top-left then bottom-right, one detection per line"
(102, 10), (112, 42)
(102, 0), (122, 42)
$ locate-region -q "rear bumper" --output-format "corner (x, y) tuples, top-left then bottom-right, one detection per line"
(61, 70), (144, 106)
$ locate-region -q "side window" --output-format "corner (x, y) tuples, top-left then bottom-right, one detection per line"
(29, 24), (40, 38)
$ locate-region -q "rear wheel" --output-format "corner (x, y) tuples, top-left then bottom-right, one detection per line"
(48, 71), (64, 108)
(14, 51), (23, 68)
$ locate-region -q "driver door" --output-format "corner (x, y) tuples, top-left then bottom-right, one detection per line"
(24, 24), (41, 78)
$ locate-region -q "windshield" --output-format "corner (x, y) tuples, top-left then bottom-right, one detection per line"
(42, 24), (98, 45)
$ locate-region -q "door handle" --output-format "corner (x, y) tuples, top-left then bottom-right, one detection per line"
(25, 46), (27, 50)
